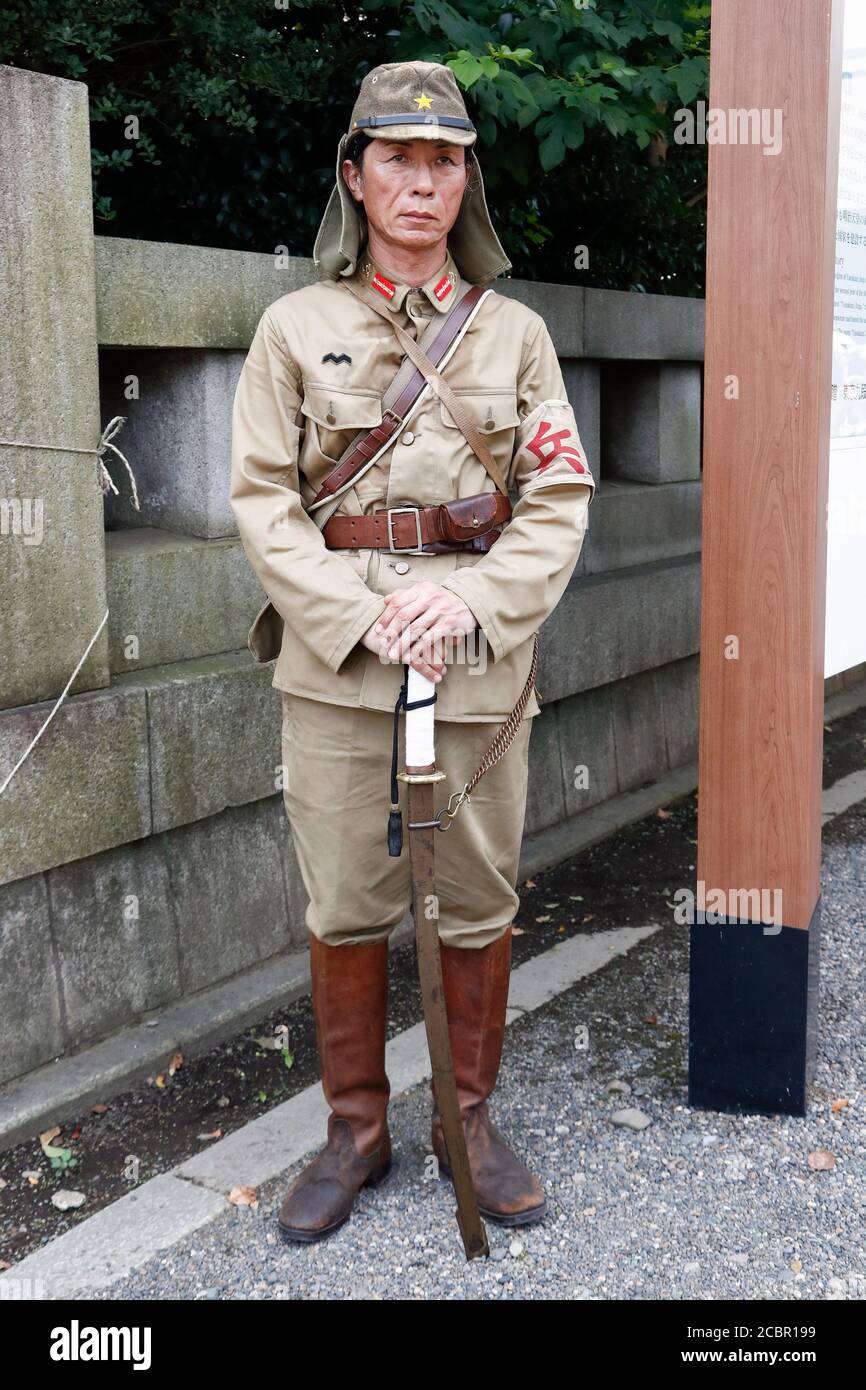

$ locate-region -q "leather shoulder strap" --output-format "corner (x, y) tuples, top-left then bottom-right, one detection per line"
(307, 280), (490, 515)
(347, 283), (508, 497)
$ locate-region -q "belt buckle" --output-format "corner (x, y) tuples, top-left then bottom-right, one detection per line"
(386, 505), (423, 553)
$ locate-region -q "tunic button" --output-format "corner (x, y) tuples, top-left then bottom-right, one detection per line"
(402, 431), (415, 445)
(394, 561), (410, 574)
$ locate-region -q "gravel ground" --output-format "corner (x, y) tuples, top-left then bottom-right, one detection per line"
(0, 783), (697, 1265)
(88, 794), (866, 1302)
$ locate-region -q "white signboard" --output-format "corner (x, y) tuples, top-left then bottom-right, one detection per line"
(825, 2), (866, 676)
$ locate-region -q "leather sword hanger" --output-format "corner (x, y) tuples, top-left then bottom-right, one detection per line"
(307, 279), (494, 529)
(337, 277), (509, 497)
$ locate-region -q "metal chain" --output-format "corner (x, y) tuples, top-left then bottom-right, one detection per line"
(436, 633), (539, 829)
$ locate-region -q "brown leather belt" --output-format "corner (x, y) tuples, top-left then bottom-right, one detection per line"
(321, 490), (511, 554)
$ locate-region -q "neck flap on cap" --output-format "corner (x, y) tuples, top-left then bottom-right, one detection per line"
(313, 133), (512, 287)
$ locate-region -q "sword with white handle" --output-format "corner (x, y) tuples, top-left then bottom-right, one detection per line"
(396, 666), (489, 1261)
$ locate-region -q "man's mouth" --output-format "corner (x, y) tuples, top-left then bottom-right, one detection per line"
(402, 212), (434, 220)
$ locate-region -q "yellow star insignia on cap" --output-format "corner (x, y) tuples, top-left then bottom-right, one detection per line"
(413, 93), (433, 110)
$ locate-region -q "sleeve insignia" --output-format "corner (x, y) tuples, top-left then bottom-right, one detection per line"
(525, 418), (590, 476)
(512, 399), (596, 500)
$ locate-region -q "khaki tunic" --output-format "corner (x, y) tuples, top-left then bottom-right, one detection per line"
(229, 244), (596, 722)
(229, 246), (595, 943)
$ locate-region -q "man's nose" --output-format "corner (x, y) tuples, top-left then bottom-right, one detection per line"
(408, 163), (436, 193)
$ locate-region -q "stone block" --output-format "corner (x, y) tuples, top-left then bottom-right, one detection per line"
(0, 790), (313, 1087)
(163, 799), (293, 994)
(556, 683), (619, 818)
(539, 555), (701, 704)
(100, 349), (245, 538)
(93, 243), (705, 366)
(94, 238), (317, 349)
(660, 654), (700, 768)
(47, 837), (180, 1047)
(610, 668), (668, 792)
(525, 706), (567, 836)
(584, 287), (705, 360)
(824, 660), (866, 699)
(113, 652), (281, 833)
(0, 684), (150, 886)
(602, 362), (702, 485)
(0, 874), (63, 1086)
(105, 527), (265, 671)
(577, 479), (702, 576)
(0, 65), (109, 708)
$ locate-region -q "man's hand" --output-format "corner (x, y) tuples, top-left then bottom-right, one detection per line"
(361, 581), (478, 683)
(360, 618), (446, 682)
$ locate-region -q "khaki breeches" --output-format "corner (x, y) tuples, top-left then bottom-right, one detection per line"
(280, 691), (533, 948)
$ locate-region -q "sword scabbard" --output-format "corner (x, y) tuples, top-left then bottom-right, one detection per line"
(404, 748), (489, 1262)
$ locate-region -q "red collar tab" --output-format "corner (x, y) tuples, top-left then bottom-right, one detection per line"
(371, 271), (396, 300)
(433, 275), (453, 301)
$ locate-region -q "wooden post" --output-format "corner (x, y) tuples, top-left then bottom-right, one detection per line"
(690, 0), (843, 1115)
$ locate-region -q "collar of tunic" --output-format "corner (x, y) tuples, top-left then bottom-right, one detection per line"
(352, 245), (461, 314)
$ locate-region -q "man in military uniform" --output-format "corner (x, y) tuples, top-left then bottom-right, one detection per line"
(230, 60), (595, 1243)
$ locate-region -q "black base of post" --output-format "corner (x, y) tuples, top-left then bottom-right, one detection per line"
(688, 898), (822, 1117)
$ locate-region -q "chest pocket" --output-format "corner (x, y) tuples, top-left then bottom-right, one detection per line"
(300, 382), (384, 467)
(439, 388), (521, 436)
(439, 387), (521, 491)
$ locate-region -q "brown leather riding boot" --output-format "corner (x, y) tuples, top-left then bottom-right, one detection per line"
(431, 924), (547, 1226)
(278, 932), (392, 1242)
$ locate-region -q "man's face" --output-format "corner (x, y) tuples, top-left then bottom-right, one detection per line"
(342, 138), (469, 250)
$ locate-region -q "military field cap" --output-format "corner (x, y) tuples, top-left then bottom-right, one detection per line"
(313, 60), (512, 286)
(348, 61), (478, 146)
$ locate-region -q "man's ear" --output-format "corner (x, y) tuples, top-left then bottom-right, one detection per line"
(341, 158), (363, 203)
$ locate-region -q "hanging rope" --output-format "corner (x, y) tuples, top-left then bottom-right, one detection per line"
(0, 417), (141, 795)
(0, 416), (140, 510)
(0, 609), (109, 797)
